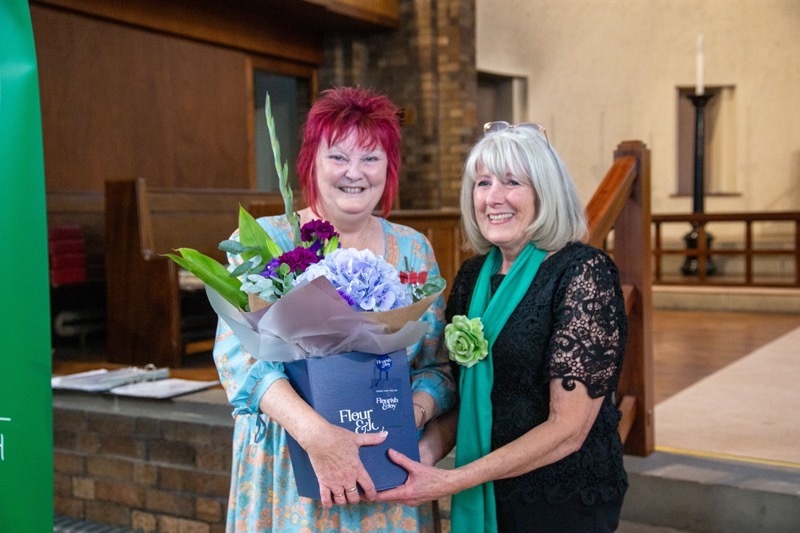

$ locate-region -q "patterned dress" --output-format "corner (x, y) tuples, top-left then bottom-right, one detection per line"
(213, 215), (456, 532)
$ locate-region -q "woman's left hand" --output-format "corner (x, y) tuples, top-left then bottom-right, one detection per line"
(374, 449), (454, 506)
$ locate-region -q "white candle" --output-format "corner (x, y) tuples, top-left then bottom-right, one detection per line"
(695, 34), (705, 96)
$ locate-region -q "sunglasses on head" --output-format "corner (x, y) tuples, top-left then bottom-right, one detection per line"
(483, 121), (549, 146)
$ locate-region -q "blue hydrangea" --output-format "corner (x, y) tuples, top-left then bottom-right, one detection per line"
(295, 248), (412, 312)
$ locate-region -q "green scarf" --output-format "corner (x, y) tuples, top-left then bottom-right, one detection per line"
(450, 243), (547, 533)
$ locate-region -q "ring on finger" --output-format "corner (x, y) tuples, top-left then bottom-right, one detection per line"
(346, 486), (358, 493)
(334, 492), (344, 498)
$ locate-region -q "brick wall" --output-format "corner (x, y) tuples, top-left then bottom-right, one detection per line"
(319, 0), (478, 210)
(53, 392), (233, 533)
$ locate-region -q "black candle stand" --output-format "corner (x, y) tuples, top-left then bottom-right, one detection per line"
(681, 93), (718, 276)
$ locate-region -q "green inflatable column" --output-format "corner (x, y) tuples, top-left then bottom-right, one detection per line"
(0, 1), (55, 531)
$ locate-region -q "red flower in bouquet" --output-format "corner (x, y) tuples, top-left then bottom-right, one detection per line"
(398, 258), (442, 302)
(399, 270), (428, 285)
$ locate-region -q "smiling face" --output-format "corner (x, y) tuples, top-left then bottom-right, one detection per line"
(313, 130), (388, 223)
(473, 161), (537, 269)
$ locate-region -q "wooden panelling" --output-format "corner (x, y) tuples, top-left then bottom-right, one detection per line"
(32, 0), (324, 63)
(33, 5), (252, 191)
(305, 0), (399, 27)
(32, 0), (399, 59)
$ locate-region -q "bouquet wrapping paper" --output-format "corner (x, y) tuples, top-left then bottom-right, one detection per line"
(206, 275), (437, 361)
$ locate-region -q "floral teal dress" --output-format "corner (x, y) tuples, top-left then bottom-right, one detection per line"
(213, 215), (456, 533)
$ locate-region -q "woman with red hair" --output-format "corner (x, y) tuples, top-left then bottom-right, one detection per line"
(213, 87), (456, 532)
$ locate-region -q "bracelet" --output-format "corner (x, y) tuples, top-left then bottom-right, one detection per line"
(412, 402), (428, 429)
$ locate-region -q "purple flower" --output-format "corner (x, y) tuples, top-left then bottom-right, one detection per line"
(260, 258), (282, 279)
(301, 220), (338, 243)
(279, 247), (320, 274)
(337, 290), (356, 307)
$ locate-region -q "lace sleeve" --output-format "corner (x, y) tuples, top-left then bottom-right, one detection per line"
(547, 248), (627, 398)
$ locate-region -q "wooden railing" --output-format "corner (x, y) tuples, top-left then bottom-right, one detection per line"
(584, 140), (654, 457)
(652, 212), (800, 287)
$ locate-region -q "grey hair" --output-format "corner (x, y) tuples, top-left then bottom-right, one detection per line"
(460, 127), (587, 254)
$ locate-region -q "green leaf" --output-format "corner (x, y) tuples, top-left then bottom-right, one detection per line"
(165, 248), (248, 309)
(230, 259), (259, 278)
(238, 205), (283, 263)
(229, 262), (249, 278)
(219, 239), (248, 254)
(322, 235), (340, 255)
(265, 92), (301, 246)
(421, 275), (447, 297)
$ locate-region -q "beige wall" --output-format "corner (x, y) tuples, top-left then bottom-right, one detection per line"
(476, 0), (800, 240)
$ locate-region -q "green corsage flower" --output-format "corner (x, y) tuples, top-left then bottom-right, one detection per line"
(445, 315), (489, 368)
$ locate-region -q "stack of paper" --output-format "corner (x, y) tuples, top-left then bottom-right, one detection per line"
(109, 378), (219, 399)
(52, 367), (218, 399)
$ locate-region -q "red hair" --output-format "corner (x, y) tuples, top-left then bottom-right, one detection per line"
(296, 87), (401, 218)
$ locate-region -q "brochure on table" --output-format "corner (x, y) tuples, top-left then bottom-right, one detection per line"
(52, 366), (218, 399)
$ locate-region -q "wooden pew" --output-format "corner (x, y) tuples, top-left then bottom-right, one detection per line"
(104, 178), (283, 368)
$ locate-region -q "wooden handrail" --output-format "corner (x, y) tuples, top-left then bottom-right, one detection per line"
(583, 141), (654, 457)
(651, 212), (800, 287)
(584, 155), (638, 248)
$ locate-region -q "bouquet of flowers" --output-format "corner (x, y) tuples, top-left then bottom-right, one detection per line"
(166, 94), (445, 362)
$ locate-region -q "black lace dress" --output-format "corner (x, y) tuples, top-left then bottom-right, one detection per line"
(448, 242), (629, 530)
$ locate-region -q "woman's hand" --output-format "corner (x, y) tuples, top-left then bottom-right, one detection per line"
(304, 424), (388, 507)
(374, 449), (456, 506)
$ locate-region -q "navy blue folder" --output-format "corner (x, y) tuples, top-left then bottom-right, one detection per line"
(283, 349), (420, 499)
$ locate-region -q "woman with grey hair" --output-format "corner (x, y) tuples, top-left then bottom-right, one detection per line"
(377, 122), (629, 532)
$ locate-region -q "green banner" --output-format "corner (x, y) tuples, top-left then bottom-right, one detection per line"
(0, 1), (54, 531)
